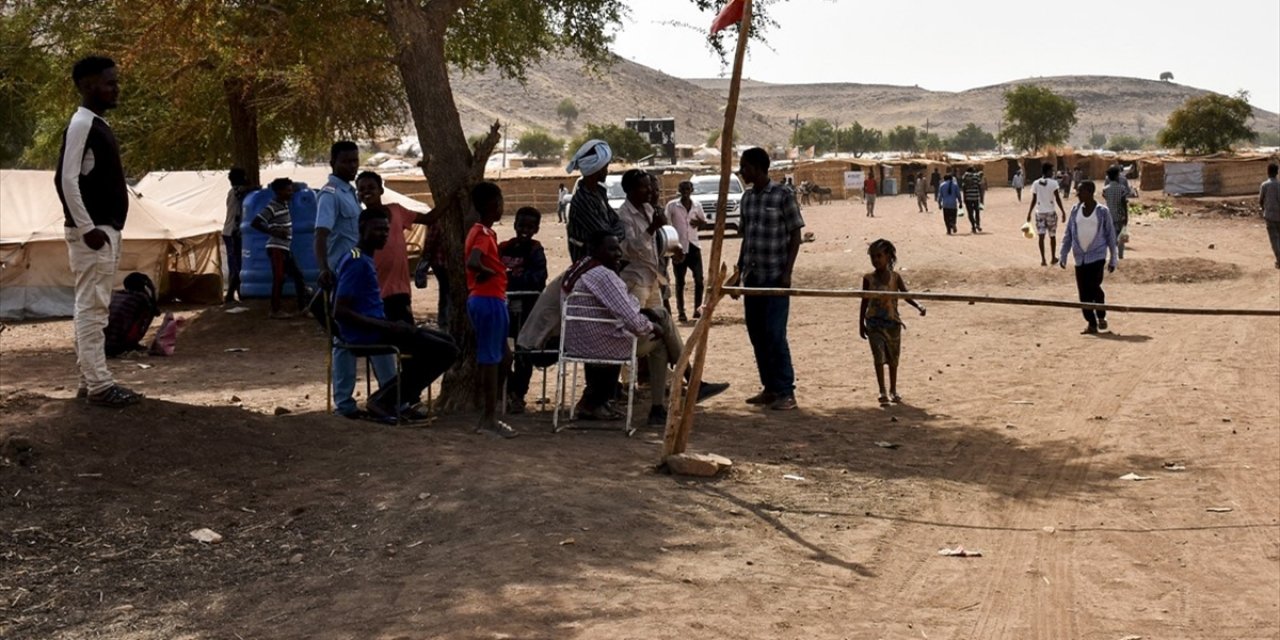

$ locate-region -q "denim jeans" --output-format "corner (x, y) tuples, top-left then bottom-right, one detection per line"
(333, 348), (397, 416)
(743, 275), (796, 396)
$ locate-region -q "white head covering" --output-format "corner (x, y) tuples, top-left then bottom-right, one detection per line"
(565, 139), (613, 176)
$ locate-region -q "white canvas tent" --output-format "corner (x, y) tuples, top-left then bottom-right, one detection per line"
(0, 170), (223, 320)
(136, 167), (432, 268)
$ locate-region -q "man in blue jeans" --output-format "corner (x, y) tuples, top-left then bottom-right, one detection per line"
(314, 140), (395, 417)
(735, 147), (805, 411)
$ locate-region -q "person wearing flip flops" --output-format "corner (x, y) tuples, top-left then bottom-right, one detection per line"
(1027, 162), (1067, 267)
(859, 239), (925, 406)
(465, 182), (519, 439)
(333, 208), (460, 423)
(56, 56), (142, 408)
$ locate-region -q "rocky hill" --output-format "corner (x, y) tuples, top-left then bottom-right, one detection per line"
(686, 75), (1279, 147)
(445, 55), (1278, 150)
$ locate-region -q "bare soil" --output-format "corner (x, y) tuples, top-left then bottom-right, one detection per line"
(2, 188), (1278, 639)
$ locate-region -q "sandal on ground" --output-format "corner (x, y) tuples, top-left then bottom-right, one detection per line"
(878, 395), (891, 406)
(476, 421), (519, 439)
(364, 401), (400, 425)
(890, 393), (903, 404)
(87, 385), (143, 408)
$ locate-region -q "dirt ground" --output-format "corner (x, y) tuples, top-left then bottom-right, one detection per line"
(2, 187), (1278, 639)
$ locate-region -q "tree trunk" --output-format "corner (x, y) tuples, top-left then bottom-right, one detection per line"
(224, 77), (261, 186)
(384, 0), (499, 411)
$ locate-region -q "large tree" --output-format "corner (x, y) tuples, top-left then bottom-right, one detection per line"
(946, 123), (997, 152)
(1158, 91), (1257, 154)
(884, 125), (921, 152)
(567, 123), (653, 163)
(513, 129), (565, 160)
(837, 121), (882, 157)
(1000, 84), (1078, 152)
(7, 0), (405, 185)
(790, 118), (837, 155)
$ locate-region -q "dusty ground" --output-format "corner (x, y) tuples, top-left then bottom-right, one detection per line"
(2, 188), (1278, 639)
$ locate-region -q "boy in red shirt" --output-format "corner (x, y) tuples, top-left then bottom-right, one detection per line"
(355, 171), (441, 325)
(466, 181), (516, 438)
(863, 174), (878, 217)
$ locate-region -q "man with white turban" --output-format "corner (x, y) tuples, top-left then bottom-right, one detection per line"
(565, 139), (623, 262)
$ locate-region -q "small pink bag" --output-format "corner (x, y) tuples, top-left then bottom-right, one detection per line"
(148, 312), (183, 356)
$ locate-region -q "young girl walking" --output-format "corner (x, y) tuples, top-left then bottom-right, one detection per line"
(859, 239), (926, 406)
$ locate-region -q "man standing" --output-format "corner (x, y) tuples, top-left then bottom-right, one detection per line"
(667, 180), (706, 321)
(1261, 163), (1280, 269)
(55, 56), (141, 408)
(737, 147), (804, 411)
(223, 167), (252, 303)
(914, 172), (929, 213)
(315, 140), (393, 418)
(356, 170), (441, 325)
(936, 173), (962, 235)
(565, 139), (622, 262)
(1011, 167), (1025, 202)
(961, 166), (985, 233)
(1026, 162), (1067, 266)
(929, 168), (942, 194)
(863, 172), (878, 217)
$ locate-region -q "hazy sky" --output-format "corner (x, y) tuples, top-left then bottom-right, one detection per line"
(610, 0), (1280, 115)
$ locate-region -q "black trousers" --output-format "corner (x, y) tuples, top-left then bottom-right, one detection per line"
(942, 207), (958, 233)
(368, 327), (460, 410)
(581, 364), (622, 406)
(673, 244), (704, 315)
(382, 293), (414, 326)
(964, 199), (982, 229)
(1074, 259), (1107, 326)
(509, 348), (560, 398)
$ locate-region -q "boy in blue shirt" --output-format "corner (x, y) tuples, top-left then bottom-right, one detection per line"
(936, 174), (962, 235)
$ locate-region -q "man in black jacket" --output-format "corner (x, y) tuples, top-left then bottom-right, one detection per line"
(55, 56), (141, 408)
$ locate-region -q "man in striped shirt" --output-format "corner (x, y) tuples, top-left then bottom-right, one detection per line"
(961, 166), (985, 233)
(565, 140), (623, 262)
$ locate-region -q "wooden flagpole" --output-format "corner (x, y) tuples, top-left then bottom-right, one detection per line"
(662, 0), (753, 462)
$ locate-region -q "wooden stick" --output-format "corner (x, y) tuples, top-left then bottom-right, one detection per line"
(668, 0), (754, 460)
(662, 266), (727, 458)
(719, 287), (1280, 316)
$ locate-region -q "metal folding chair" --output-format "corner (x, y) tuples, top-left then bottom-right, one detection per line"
(553, 292), (638, 436)
(319, 291), (416, 423)
(504, 290), (558, 414)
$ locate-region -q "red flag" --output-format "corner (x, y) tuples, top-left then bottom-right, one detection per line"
(710, 0), (745, 33)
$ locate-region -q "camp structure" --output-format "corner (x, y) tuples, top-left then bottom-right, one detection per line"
(138, 167), (432, 267)
(0, 170), (223, 320)
(1160, 154), (1278, 197)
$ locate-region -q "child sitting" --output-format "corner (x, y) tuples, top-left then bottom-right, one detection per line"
(251, 178), (310, 318)
(104, 272), (159, 357)
(859, 239), (925, 406)
(499, 207), (550, 414)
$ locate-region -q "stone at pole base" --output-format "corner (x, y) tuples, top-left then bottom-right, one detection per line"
(664, 452), (733, 477)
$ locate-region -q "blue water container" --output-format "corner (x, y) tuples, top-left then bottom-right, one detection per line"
(239, 184), (320, 298)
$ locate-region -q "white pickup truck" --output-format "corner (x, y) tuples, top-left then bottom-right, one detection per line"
(689, 173), (744, 235)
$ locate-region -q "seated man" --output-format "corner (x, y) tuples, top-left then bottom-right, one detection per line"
(563, 231), (725, 426)
(334, 208), (460, 422)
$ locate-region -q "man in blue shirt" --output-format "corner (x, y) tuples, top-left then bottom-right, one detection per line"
(315, 140), (394, 417)
(936, 173), (962, 235)
(335, 208), (460, 421)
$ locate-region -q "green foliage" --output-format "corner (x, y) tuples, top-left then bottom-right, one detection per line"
(1106, 134), (1143, 152)
(945, 123), (997, 152)
(0, 9), (54, 167)
(1158, 91), (1257, 154)
(790, 118), (837, 155)
(9, 0), (404, 176)
(555, 98), (579, 129)
(1257, 129), (1280, 147)
(1000, 85), (1078, 152)
(920, 133), (944, 152)
(514, 129), (565, 160)
(1130, 201), (1178, 219)
(885, 125), (921, 152)
(569, 123), (653, 163)
(836, 122), (882, 157)
(1088, 132), (1107, 149)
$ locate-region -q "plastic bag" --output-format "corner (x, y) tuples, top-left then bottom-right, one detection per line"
(148, 312), (183, 356)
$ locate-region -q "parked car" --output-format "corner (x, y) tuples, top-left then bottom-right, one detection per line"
(689, 173), (744, 235)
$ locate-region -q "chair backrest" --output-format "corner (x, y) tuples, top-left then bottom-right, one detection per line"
(559, 291), (634, 361)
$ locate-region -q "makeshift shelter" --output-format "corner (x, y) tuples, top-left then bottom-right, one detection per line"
(0, 170), (223, 320)
(1138, 159), (1164, 192)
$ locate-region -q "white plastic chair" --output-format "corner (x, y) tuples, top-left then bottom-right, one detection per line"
(553, 291), (638, 436)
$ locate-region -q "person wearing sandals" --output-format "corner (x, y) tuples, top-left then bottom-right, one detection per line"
(55, 56), (142, 408)
(859, 239), (925, 406)
(333, 208), (460, 423)
(465, 182), (519, 439)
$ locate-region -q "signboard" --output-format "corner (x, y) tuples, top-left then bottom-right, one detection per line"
(625, 117), (676, 162)
(844, 171), (865, 190)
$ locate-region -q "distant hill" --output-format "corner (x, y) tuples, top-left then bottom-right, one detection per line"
(444, 55), (1278, 151)
(687, 75), (1280, 147)
(446, 54), (786, 147)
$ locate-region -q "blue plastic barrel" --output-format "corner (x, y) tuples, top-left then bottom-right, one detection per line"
(238, 184), (320, 299)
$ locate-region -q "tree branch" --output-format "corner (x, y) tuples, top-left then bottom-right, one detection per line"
(469, 119), (501, 182)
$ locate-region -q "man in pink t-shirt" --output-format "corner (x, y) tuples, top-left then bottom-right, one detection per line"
(356, 171), (440, 325)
